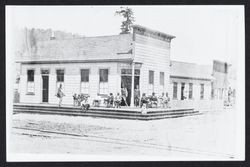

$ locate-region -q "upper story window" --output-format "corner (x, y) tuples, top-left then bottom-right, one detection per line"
(27, 69), (35, 94)
(160, 72), (164, 86)
(149, 70), (154, 84)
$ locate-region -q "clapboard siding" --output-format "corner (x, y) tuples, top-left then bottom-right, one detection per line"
(20, 74), (41, 103)
(169, 77), (212, 101)
(20, 62), (120, 105)
(134, 34), (170, 96)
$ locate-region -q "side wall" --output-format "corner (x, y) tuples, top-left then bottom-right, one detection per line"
(19, 62), (120, 105)
(134, 34), (171, 96)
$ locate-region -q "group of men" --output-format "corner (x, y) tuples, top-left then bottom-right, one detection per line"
(105, 85), (171, 109)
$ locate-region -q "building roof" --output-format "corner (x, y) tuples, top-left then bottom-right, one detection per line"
(18, 34), (133, 63)
(170, 61), (214, 80)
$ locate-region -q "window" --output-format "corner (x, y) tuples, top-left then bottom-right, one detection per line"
(56, 69), (64, 90)
(149, 70), (154, 84)
(56, 69), (64, 82)
(27, 69), (35, 93)
(200, 84), (204, 99)
(160, 72), (164, 86)
(81, 69), (89, 94)
(160, 72), (164, 93)
(189, 83), (193, 99)
(99, 69), (109, 94)
(181, 83), (185, 100)
(148, 70), (154, 94)
(211, 82), (214, 99)
(173, 82), (178, 99)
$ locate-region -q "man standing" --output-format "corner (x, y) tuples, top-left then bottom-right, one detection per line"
(121, 85), (128, 106)
(57, 84), (64, 107)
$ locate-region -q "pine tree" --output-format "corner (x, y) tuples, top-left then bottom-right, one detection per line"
(115, 7), (135, 34)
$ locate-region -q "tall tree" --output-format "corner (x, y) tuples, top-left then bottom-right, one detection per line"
(115, 7), (135, 34)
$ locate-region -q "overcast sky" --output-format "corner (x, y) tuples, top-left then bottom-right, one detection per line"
(6, 5), (244, 66)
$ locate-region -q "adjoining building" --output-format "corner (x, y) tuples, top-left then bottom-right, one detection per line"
(169, 61), (224, 111)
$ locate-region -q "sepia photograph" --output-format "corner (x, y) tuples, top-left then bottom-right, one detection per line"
(5, 5), (245, 161)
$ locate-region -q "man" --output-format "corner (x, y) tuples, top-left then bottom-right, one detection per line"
(149, 92), (158, 108)
(164, 92), (171, 108)
(140, 93), (148, 108)
(158, 92), (165, 108)
(121, 85), (128, 106)
(56, 84), (65, 107)
(114, 93), (122, 108)
(134, 85), (140, 107)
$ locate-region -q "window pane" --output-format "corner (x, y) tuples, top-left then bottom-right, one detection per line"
(149, 70), (154, 84)
(56, 69), (64, 82)
(200, 84), (204, 99)
(121, 69), (132, 75)
(181, 83), (185, 100)
(81, 69), (89, 82)
(100, 69), (108, 82)
(27, 70), (34, 82)
(41, 69), (49, 74)
(160, 72), (164, 85)
(135, 69), (140, 75)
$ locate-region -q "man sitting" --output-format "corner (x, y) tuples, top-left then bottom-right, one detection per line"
(158, 92), (165, 108)
(114, 93), (122, 108)
(107, 93), (114, 108)
(73, 93), (78, 107)
(149, 92), (158, 108)
(140, 93), (149, 108)
(80, 95), (90, 112)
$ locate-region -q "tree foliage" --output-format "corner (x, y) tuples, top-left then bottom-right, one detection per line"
(115, 7), (135, 34)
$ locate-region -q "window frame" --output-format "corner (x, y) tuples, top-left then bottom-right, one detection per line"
(56, 69), (65, 83)
(80, 68), (90, 95)
(149, 70), (154, 85)
(99, 68), (109, 95)
(173, 82), (178, 99)
(160, 72), (164, 86)
(188, 83), (193, 99)
(200, 83), (205, 100)
(26, 69), (35, 95)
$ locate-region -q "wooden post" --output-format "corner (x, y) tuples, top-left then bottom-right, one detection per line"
(130, 62), (135, 107)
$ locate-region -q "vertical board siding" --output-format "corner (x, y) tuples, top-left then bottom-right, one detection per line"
(134, 34), (170, 96)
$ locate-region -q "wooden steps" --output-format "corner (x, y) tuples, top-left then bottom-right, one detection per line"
(13, 104), (200, 120)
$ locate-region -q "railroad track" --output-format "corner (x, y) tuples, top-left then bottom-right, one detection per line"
(12, 126), (235, 159)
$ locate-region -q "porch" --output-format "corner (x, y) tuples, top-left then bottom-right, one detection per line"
(13, 103), (199, 121)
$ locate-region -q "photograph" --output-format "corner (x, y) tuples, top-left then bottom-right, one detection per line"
(5, 5), (245, 161)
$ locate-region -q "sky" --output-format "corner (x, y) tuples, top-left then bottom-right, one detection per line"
(6, 5), (244, 66)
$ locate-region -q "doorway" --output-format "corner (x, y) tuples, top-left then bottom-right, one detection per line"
(121, 76), (140, 106)
(42, 75), (49, 102)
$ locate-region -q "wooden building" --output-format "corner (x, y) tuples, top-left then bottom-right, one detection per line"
(17, 25), (175, 107)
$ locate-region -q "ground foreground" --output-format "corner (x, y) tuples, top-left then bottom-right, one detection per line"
(8, 108), (239, 160)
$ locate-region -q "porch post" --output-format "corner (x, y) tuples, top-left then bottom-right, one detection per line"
(130, 62), (135, 107)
